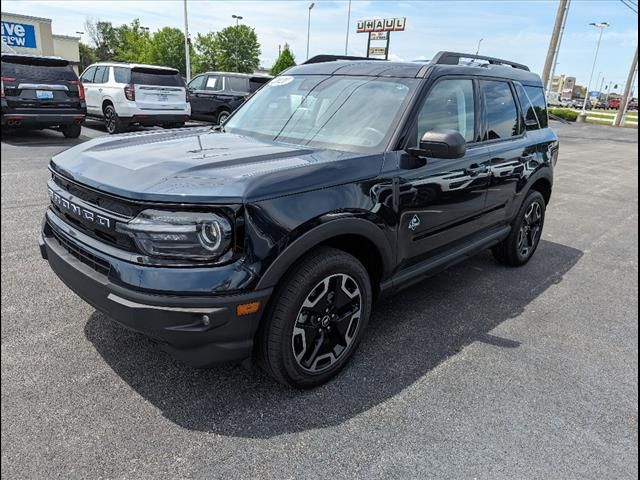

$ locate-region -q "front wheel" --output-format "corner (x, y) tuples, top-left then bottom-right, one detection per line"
(258, 247), (372, 388)
(492, 190), (546, 266)
(216, 110), (230, 125)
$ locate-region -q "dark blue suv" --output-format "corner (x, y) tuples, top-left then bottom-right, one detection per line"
(40, 52), (558, 387)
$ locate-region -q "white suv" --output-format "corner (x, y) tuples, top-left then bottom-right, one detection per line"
(79, 63), (190, 134)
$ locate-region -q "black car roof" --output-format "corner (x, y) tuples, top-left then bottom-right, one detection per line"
(286, 51), (543, 87)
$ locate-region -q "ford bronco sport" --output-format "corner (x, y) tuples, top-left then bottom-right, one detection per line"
(40, 52), (558, 388)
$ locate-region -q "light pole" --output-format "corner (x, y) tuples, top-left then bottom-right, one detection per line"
(579, 22), (609, 120)
(183, 0), (191, 81)
(232, 15), (243, 72)
(306, 2), (314, 60)
(344, 0), (351, 55)
(475, 38), (484, 55)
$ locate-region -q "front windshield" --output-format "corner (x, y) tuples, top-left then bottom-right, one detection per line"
(225, 74), (417, 153)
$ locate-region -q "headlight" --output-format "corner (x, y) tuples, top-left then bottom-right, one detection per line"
(116, 209), (233, 261)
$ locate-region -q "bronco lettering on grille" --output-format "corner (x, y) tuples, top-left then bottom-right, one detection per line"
(48, 187), (112, 229)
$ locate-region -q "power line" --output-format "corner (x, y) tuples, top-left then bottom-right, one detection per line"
(620, 0), (638, 14)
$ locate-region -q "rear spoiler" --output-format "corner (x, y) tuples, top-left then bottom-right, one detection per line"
(1, 54), (69, 67)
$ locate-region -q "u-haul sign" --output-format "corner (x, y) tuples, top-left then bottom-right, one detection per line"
(1, 21), (37, 48)
(357, 18), (406, 33)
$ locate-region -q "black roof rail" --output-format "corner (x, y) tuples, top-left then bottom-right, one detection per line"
(431, 51), (530, 71)
(303, 54), (385, 65)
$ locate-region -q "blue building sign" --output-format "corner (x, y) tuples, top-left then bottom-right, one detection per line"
(1, 21), (37, 48)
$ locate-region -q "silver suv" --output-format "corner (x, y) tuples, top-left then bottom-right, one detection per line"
(79, 63), (190, 134)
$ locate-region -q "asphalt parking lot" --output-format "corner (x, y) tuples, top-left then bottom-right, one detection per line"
(1, 122), (638, 479)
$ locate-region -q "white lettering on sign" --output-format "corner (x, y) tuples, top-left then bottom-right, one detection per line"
(1, 21), (37, 48)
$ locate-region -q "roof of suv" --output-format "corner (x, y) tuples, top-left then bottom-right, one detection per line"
(89, 62), (179, 72)
(286, 51), (543, 87)
(200, 71), (273, 79)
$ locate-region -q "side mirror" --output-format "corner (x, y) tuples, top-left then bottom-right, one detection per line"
(409, 129), (467, 160)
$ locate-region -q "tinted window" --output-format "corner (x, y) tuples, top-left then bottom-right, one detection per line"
(188, 75), (206, 90)
(481, 80), (519, 140)
(130, 68), (182, 86)
(80, 66), (96, 84)
(226, 76), (249, 92)
(524, 85), (548, 129)
(514, 83), (539, 130)
(205, 75), (221, 90)
(113, 67), (130, 84)
(249, 77), (270, 93)
(1, 57), (77, 83)
(414, 79), (475, 144)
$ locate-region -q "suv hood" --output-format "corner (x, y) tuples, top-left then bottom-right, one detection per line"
(50, 128), (384, 203)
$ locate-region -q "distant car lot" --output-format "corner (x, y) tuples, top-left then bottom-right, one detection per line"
(1, 122), (637, 478)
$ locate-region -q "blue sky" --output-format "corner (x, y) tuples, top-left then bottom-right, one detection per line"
(3, 0), (638, 92)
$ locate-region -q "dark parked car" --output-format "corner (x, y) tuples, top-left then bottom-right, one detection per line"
(187, 71), (271, 124)
(1, 54), (86, 137)
(40, 52), (558, 387)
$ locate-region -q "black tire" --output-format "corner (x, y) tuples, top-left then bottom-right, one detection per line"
(492, 190), (546, 266)
(61, 123), (81, 138)
(216, 110), (230, 125)
(257, 247), (372, 388)
(104, 104), (125, 134)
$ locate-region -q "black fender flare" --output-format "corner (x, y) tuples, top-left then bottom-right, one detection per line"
(511, 167), (553, 218)
(255, 217), (394, 290)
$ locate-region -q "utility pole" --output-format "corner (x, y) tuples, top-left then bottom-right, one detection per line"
(475, 38), (484, 55)
(542, 0), (570, 90)
(183, 0), (191, 81)
(614, 44), (638, 127)
(547, 0), (570, 94)
(344, 0), (351, 55)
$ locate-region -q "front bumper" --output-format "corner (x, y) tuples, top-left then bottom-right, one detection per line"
(40, 211), (271, 366)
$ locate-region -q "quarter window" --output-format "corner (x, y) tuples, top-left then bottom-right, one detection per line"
(524, 85), (548, 129)
(225, 76), (249, 92)
(413, 79), (476, 145)
(481, 80), (520, 140)
(113, 67), (130, 84)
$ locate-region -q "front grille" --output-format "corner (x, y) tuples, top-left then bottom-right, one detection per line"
(52, 174), (139, 217)
(51, 227), (112, 277)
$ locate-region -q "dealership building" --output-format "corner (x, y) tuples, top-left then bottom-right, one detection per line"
(1, 12), (80, 72)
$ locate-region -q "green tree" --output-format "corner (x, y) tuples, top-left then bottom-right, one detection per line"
(147, 27), (192, 75)
(114, 19), (151, 63)
(270, 43), (296, 75)
(78, 42), (97, 71)
(213, 25), (260, 73)
(192, 32), (217, 75)
(84, 18), (118, 61)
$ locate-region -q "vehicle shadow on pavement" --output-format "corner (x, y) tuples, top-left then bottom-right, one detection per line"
(1, 128), (88, 147)
(84, 239), (583, 438)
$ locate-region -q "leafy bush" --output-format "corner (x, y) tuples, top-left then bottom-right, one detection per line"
(549, 108), (579, 122)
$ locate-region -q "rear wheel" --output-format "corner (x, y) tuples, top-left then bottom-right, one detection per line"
(492, 190), (546, 266)
(216, 110), (230, 125)
(258, 247), (372, 388)
(104, 105), (125, 134)
(61, 123), (81, 138)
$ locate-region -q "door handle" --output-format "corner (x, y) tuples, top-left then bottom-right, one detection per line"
(98, 88), (103, 92)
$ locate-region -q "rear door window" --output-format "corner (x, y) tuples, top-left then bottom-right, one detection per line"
(205, 75), (221, 90)
(480, 80), (520, 141)
(225, 76), (249, 92)
(130, 68), (183, 87)
(93, 66), (108, 84)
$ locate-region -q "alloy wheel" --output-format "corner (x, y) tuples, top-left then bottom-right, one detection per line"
(291, 273), (362, 373)
(105, 108), (116, 133)
(517, 200), (543, 258)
